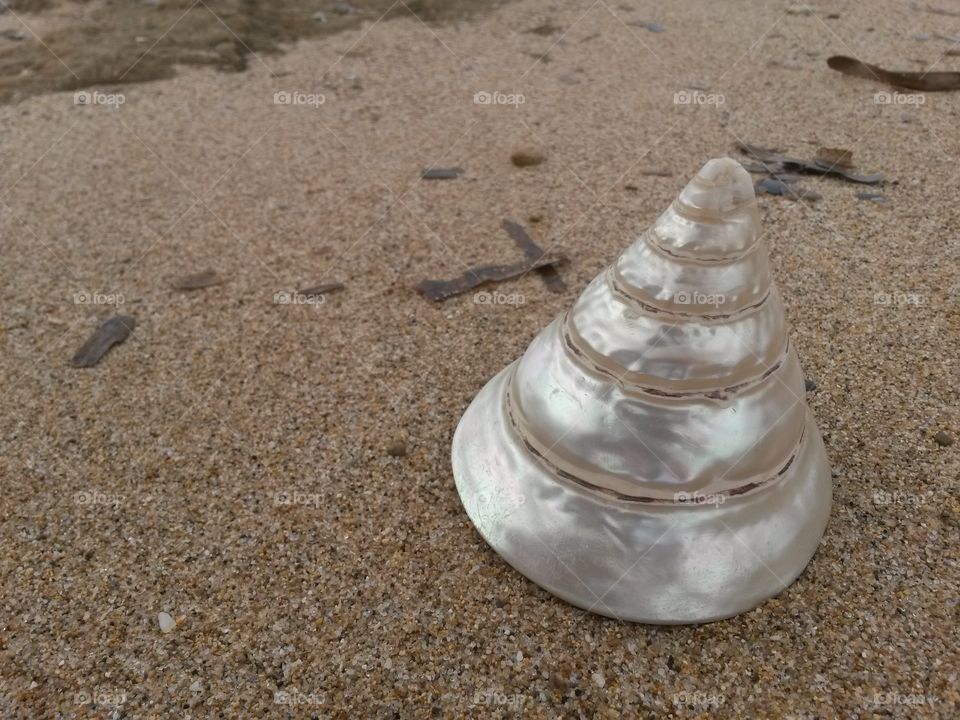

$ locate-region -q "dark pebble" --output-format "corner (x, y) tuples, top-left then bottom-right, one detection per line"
(386, 440), (408, 457)
(934, 431), (954, 447)
(421, 167), (462, 180)
(510, 150), (545, 167)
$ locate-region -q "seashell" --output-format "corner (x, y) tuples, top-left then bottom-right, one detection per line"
(451, 157), (832, 624)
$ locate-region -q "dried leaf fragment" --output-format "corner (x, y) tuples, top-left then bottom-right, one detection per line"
(815, 147), (853, 168)
(827, 55), (960, 91)
(501, 219), (566, 293)
(736, 143), (783, 163)
(639, 169), (673, 177)
(416, 256), (567, 302)
(737, 142), (883, 184)
(70, 315), (136, 368)
(421, 167), (462, 180)
(923, 4), (960, 18)
(806, 159), (882, 184)
(755, 178), (821, 201)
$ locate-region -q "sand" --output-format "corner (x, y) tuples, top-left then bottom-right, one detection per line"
(0, 0), (504, 105)
(0, 0), (958, 717)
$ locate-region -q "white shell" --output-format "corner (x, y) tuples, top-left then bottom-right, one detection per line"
(452, 157), (832, 624)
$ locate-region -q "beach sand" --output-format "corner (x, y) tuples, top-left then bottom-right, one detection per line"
(0, 0), (957, 716)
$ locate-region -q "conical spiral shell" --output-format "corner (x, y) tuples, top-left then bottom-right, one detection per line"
(452, 158), (832, 624)
(510, 158), (802, 501)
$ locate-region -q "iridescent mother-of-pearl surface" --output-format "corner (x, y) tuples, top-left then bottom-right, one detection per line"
(452, 158), (832, 624)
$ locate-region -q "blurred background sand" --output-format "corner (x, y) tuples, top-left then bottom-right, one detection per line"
(0, 0), (957, 716)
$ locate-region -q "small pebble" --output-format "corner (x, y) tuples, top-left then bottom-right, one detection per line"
(592, 671), (605, 688)
(333, 1), (356, 15)
(805, 378), (817, 392)
(511, 150), (545, 168)
(312, 10), (327, 22)
(189, 680), (203, 692)
(933, 430), (954, 447)
(158, 612), (176, 633)
(386, 440), (407, 457)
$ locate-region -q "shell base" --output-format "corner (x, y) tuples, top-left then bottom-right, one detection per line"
(452, 363), (832, 625)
